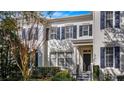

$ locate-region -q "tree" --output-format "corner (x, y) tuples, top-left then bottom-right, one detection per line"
(0, 11), (53, 80)
(0, 12), (21, 80)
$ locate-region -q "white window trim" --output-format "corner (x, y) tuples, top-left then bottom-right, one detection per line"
(104, 47), (115, 68)
(65, 25), (74, 39)
(79, 25), (90, 37)
(58, 52), (65, 67)
(50, 27), (57, 39)
(50, 52), (73, 68)
(104, 11), (114, 28)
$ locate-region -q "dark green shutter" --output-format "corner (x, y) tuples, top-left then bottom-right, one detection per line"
(61, 27), (65, 40)
(46, 28), (49, 40)
(100, 47), (105, 68)
(115, 46), (120, 68)
(89, 24), (92, 36)
(79, 26), (82, 36)
(57, 27), (60, 40)
(73, 25), (77, 38)
(100, 11), (105, 29)
(115, 11), (120, 28)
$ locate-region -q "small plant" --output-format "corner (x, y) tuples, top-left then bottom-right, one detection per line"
(51, 70), (75, 81)
(93, 65), (99, 81)
(117, 75), (124, 81)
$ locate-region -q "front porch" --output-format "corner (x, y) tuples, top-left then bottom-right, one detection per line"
(72, 39), (93, 80)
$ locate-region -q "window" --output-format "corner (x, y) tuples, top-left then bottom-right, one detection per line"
(106, 47), (113, 67)
(79, 25), (90, 36)
(100, 47), (120, 68)
(65, 26), (73, 39)
(50, 52), (73, 68)
(58, 53), (65, 67)
(50, 27), (57, 39)
(50, 25), (77, 40)
(83, 25), (89, 35)
(106, 11), (113, 28)
(100, 11), (120, 29)
(65, 52), (73, 67)
(50, 53), (56, 66)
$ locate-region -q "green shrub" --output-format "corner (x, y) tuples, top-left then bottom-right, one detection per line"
(93, 65), (99, 81)
(51, 70), (75, 81)
(104, 72), (112, 81)
(31, 67), (61, 80)
(117, 75), (124, 81)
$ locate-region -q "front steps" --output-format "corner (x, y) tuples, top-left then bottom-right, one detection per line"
(77, 71), (92, 81)
(72, 71), (92, 81)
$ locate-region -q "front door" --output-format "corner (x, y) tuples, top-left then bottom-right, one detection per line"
(83, 54), (91, 71)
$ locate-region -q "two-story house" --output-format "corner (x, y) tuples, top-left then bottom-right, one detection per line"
(47, 14), (93, 80)
(36, 11), (124, 80)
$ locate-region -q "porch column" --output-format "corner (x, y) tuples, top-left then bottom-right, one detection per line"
(43, 41), (48, 67)
(91, 62), (93, 81)
(74, 46), (80, 65)
(74, 46), (77, 65)
(77, 47), (80, 65)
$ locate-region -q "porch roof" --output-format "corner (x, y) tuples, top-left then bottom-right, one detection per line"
(71, 39), (93, 46)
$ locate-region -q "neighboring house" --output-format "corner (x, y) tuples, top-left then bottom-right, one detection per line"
(19, 15), (48, 68)
(93, 11), (124, 80)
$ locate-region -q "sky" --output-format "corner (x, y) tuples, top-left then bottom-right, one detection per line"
(43, 11), (91, 18)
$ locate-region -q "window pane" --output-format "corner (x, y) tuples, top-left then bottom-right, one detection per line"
(66, 58), (73, 67)
(106, 47), (113, 67)
(50, 53), (56, 66)
(58, 58), (64, 67)
(66, 33), (70, 39)
(106, 11), (113, 28)
(51, 27), (57, 39)
(51, 53), (56, 58)
(83, 25), (88, 36)
(50, 34), (56, 39)
(83, 31), (88, 35)
(83, 25), (88, 30)
(66, 53), (72, 58)
(65, 26), (73, 39)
